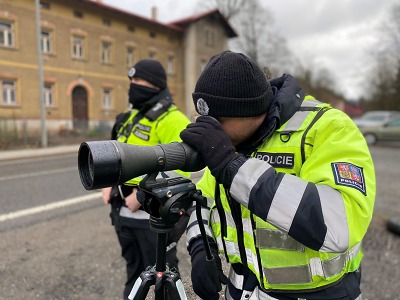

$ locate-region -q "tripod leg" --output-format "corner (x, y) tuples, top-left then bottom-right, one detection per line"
(128, 269), (156, 300)
(162, 273), (187, 300)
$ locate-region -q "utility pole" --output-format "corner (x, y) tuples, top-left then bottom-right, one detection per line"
(35, 0), (48, 147)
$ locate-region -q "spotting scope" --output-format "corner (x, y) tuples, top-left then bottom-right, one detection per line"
(78, 140), (205, 190)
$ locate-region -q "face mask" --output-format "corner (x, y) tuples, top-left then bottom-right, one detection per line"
(128, 83), (159, 108)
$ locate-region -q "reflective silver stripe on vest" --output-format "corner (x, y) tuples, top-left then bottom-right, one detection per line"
(159, 170), (180, 178)
(263, 242), (362, 284)
(212, 209), (253, 237)
(282, 99), (322, 133)
(255, 287), (281, 300)
(230, 159), (273, 208)
(256, 228), (304, 251)
(267, 175), (308, 233)
(228, 265), (244, 290)
(316, 185), (349, 252)
(186, 207), (213, 243)
(223, 240), (260, 274)
(119, 206), (149, 219)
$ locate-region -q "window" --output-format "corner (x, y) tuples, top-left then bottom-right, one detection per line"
(41, 30), (52, 54)
(43, 83), (54, 107)
(1, 80), (16, 105)
(102, 88), (112, 109)
(205, 29), (215, 47)
(72, 36), (84, 59)
(0, 21), (14, 47)
(167, 56), (175, 75)
(102, 19), (111, 26)
(126, 47), (135, 67)
(40, 1), (50, 9)
(101, 41), (112, 63)
(73, 11), (83, 19)
(148, 51), (157, 59)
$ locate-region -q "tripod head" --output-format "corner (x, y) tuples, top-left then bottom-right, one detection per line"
(129, 172), (198, 300)
(137, 172), (197, 233)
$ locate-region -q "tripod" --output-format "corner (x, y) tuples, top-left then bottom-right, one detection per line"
(127, 173), (196, 300)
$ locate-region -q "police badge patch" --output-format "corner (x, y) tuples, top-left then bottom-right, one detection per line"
(128, 67), (136, 78)
(196, 98), (209, 115)
(331, 162), (366, 195)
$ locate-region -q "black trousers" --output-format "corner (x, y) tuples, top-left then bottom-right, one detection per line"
(116, 226), (179, 300)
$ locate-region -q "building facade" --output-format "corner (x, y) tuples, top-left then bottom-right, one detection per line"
(0, 0), (236, 136)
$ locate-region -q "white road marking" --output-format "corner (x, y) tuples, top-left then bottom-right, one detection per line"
(0, 167), (77, 182)
(0, 193), (102, 222)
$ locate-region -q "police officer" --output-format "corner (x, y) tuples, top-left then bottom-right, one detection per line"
(180, 51), (376, 300)
(102, 59), (191, 300)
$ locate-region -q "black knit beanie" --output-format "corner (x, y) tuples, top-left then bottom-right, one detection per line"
(128, 59), (167, 89)
(193, 50), (274, 118)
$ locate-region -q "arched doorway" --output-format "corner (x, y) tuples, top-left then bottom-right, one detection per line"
(72, 86), (88, 130)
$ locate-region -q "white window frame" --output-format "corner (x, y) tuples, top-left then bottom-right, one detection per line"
(102, 88), (112, 109)
(0, 21), (14, 47)
(41, 29), (52, 54)
(148, 51), (157, 59)
(101, 41), (112, 63)
(126, 46), (135, 67)
(1, 80), (16, 105)
(43, 83), (54, 107)
(205, 29), (215, 47)
(72, 36), (84, 59)
(167, 56), (175, 75)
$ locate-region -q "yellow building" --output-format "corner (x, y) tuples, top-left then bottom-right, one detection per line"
(0, 0), (236, 136)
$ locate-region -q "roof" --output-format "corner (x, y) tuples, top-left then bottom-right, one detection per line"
(169, 9), (237, 38)
(77, 1), (237, 38)
(79, 0), (184, 32)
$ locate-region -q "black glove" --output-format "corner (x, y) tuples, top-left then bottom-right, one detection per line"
(190, 243), (228, 299)
(180, 116), (236, 179)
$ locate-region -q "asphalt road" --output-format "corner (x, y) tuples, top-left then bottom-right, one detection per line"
(0, 143), (399, 299)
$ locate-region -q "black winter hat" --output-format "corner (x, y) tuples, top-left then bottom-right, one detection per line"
(193, 50), (274, 118)
(128, 59), (167, 89)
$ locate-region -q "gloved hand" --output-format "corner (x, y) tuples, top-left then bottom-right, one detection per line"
(180, 116), (236, 181)
(190, 244), (228, 300)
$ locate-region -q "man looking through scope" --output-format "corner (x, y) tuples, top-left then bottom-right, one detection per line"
(179, 50), (376, 300)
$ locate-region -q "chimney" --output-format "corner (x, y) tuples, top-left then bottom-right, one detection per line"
(151, 6), (157, 21)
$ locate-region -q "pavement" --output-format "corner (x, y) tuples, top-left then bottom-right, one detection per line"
(0, 144), (81, 162)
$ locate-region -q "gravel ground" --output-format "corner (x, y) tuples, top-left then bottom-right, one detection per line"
(0, 201), (398, 300)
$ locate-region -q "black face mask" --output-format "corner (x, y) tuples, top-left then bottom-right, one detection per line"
(128, 83), (159, 108)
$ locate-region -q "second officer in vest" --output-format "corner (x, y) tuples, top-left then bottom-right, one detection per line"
(102, 59), (190, 300)
(180, 51), (376, 300)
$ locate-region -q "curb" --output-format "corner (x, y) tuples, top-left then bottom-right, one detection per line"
(0, 144), (80, 162)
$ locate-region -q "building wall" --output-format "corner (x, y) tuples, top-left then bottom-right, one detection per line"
(0, 0), (196, 134)
(183, 17), (229, 120)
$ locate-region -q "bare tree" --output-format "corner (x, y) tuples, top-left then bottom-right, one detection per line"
(363, 2), (400, 110)
(198, 0), (295, 76)
(198, 0), (245, 20)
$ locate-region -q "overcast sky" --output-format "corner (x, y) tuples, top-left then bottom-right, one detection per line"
(102, 0), (399, 100)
